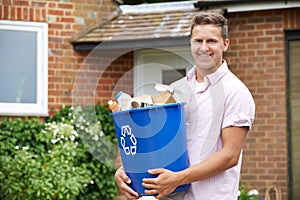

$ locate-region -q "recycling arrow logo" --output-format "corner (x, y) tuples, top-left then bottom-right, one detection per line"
(120, 125), (137, 156)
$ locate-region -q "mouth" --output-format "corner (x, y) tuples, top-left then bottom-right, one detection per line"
(198, 53), (212, 59)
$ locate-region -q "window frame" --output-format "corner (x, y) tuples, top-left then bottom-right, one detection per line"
(0, 20), (48, 116)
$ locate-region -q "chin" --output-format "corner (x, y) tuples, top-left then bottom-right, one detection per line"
(196, 61), (216, 71)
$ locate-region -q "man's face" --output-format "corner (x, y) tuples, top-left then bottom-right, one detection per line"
(190, 24), (229, 74)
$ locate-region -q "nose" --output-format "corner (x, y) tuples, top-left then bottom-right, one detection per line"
(199, 41), (209, 52)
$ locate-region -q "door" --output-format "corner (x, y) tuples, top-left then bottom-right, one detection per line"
(133, 46), (194, 97)
(287, 30), (300, 200)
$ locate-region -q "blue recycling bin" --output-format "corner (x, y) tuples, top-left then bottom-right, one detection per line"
(111, 102), (190, 196)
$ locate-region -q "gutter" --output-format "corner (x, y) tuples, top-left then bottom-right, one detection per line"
(194, 0), (300, 12)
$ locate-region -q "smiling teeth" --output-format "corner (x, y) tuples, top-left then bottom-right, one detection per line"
(199, 54), (210, 58)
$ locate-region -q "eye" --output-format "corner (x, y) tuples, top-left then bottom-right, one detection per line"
(208, 39), (216, 43)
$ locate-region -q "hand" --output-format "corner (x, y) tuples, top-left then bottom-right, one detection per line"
(142, 168), (181, 199)
(114, 166), (140, 200)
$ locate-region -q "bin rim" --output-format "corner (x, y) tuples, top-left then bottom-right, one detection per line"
(110, 102), (186, 116)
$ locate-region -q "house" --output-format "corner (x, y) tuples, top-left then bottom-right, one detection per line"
(1, 0), (300, 199)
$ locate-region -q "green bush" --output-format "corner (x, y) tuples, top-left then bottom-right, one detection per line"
(238, 184), (259, 200)
(0, 104), (118, 200)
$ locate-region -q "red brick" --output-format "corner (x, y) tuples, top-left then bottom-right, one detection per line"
(29, 7), (34, 20)
(31, 1), (47, 7)
(257, 49), (274, 55)
(238, 51), (255, 57)
(60, 17), (75, 23)
(266, 29), (283, 35)
(257, 24), (274, 30)
(256, 36), (273, 43)
(247, 31), (264, 37)
(3, 6), (9, 19)
(248, 17), (265, 23)
(48, 9), (64, 15)
(57, 3), (74, 10)
(47, 2), (56, 8)
(10, 6), (15, 18)
(14, 0), (29, 6)
(2, 0), (12, 5)
(23, 7), (28, 19)
(239, 37), (255, 44)
(239, 25), (255, 31)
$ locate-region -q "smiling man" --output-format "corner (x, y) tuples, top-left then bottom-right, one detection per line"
(114, 12), (255, 200)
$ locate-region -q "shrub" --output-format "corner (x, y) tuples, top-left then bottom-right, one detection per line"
(0, 104), (118, 200)
(238, 184), (259, 200)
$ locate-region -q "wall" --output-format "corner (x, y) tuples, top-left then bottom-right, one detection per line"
(0, 0), (133, 115)
(227, 8), (300, 199)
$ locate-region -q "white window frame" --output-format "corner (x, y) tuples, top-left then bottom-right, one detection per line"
(0, 21), (48, 116)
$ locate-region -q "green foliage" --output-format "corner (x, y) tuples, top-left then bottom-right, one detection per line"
(0, 104), (118, 200)
(238, 184), (259, 200)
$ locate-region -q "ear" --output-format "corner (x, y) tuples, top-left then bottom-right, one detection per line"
(223, 39), (230, 52)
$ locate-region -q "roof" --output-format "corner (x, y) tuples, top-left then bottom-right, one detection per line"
(71, 0), (299, 50)
(74, 11), (194, 43)
(71, 1), (222, 50)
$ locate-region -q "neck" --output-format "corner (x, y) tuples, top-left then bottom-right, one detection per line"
(195, 60), (224, 82)
(196, 70), (204, 82)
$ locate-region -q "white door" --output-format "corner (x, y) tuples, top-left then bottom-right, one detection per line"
(133, 46), (194, 97)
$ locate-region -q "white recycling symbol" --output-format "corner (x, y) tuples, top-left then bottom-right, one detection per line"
(120, 125), (137, 156)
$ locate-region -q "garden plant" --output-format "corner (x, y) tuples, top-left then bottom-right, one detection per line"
(0, 104), (118, 200)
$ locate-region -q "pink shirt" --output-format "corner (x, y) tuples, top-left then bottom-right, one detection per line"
(170, 60), (255, 200)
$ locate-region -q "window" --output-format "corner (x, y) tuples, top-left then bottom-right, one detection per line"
(162, 69), (186, 85)
(0, 21), (48, 116)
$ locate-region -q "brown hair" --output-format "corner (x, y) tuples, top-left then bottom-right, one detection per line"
(190, 12), (228, 40)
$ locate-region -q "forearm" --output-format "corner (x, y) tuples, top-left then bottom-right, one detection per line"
(178, 148), (240, 185)
(142, 127), (248, 198)
(177, 126), (248, 186)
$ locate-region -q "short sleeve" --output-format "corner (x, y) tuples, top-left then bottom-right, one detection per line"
(222, 87), (255, 130)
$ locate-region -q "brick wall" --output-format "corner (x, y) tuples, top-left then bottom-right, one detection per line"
(72, 49), (133, 106)
(227, 8), (300, 199)
(0, 0), (130, 115)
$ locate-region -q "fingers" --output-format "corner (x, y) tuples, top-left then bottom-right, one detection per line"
(142, 176), (161, 197)
(142, 168), (164, 192)
(142, 168), (176, 199)
(144, 188), (167, 199)
(143, 168), (164, 185)
(148, 168), (164, 175)
(115, 167), (139, 199)
(115, 167), (131, 184)
(142, 180), (157, 191)
(144, 188), (158, 196)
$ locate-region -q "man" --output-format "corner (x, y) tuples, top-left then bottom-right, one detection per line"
(114, 12), (255, 200)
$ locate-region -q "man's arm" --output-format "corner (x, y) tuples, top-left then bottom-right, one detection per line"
(142, 126), (248, 198)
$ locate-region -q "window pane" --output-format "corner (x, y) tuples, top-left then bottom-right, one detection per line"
(162, 69), (186, 85)
(0, 29), (37, 103)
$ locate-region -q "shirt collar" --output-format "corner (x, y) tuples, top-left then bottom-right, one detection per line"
(206, 60), (228, 86)
(186, 60), (229, 92)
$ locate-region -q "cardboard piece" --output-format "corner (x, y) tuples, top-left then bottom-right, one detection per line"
(133, 94), (153, 104)
(152, 91), (176, 104)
